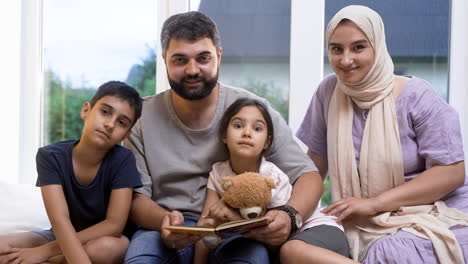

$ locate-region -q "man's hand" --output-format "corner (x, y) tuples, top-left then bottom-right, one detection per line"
(245, 209), (290, 246)
(161, 210), (201, 250)
(321, 197), (380, 222)
(206, 200), (243, 224)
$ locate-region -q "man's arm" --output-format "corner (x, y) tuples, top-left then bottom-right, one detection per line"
(307, 149), (328, 180)
(123, 118), (169, 230)
(246, 171), (323, 246)
(246, 103), (323, 246)
(287, 171), (324, 222)
(129, 192), (169, 231)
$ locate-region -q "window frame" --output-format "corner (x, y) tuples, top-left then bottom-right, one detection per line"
(9, 0), (468, 184)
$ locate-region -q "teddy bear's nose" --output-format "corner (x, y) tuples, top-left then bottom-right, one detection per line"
(240, 206), (262, 219)
(248, 212), (259, 218)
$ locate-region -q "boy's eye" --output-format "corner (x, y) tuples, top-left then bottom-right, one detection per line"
(118, 119), (129, 128)
(101, 109), (110, 116)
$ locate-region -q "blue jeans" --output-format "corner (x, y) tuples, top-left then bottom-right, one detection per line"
(124, 215), (269, 264)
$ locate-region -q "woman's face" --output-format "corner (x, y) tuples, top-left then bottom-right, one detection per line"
(328, 21), (375, 85)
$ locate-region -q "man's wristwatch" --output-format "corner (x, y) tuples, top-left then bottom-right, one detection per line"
(279, 205), (303, 236)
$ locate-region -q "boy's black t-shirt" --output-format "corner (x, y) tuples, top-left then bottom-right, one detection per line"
(36, 140), (142, 232)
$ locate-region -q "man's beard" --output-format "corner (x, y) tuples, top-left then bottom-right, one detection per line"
(168, 72), (218, 101)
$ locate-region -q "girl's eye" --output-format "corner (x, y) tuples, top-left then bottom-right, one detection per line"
(233, 123), (242, 129)
(254, 126), (263, 132)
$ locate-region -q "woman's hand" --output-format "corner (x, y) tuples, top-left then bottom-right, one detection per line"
(321, 197), (380, 222)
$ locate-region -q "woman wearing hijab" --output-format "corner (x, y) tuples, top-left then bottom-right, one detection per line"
(297, 5), (468, 263)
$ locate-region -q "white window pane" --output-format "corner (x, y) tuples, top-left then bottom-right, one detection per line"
(42, 0), (156, 145)
(324, 1), (450, 100)
(190, 0), (291, 121)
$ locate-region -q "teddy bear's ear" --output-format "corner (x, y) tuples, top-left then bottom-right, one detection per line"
(221, 177), (233, 191)
(265, 178), (276, 189)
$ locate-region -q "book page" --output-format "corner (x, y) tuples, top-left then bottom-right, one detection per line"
(163, 225), (215, 236)
(216, 217), (268, 239)
(163, 217), (269, 238)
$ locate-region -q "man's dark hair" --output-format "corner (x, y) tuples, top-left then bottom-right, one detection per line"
(161, 11), (221, 56)
(90, 81), (143, 126)
(218, 97), (274, 152)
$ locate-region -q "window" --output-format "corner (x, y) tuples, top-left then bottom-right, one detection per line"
(190, 0), (291, 121)
(324, 1), (450, 100)
(320, 0), (452, 205)
(42, 0), (157, 145)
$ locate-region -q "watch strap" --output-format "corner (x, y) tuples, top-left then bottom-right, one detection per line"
(279, 205), (298, 235)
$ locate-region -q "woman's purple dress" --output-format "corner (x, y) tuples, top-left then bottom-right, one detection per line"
(297, 74), (468, 264)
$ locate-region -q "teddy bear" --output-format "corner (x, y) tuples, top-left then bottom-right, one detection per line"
(221, 172), (277, 220)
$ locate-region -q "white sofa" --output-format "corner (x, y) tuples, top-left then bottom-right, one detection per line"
(0, 181), (50, 234)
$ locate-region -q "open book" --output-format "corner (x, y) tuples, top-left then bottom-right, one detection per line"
(163, 217), (269, 239)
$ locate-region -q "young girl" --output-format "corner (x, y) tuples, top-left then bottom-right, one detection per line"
(194, 97), (356, 264)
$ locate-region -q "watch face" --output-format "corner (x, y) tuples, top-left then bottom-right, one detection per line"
(282, 205), (303, 229)
(295, 214), (303, 228)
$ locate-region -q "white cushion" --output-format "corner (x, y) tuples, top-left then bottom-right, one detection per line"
(0, 181), (50, 234)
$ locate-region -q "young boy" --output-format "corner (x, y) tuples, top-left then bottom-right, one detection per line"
(0, 81), (143, 264)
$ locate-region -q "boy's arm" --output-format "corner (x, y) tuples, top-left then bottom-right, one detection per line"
(39, 185), (133, 262)
(74, 186), (133, 240)
(39, 184), (91, 263)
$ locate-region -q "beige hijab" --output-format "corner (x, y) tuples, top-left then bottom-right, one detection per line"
(326, 5), (404, 208)
(326, 6), (468, 262)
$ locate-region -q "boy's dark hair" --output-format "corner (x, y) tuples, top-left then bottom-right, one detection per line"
(218, 97), (274, 151)
(90, 81), (143, 126)
(161, 11), (221, 56)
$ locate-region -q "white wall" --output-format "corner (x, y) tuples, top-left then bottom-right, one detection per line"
(289, 0), (324, 146)
(449, 0), (468, 173)
(0, 1), (21, 184)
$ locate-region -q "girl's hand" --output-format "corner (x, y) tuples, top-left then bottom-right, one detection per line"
(206, 200), (243, 223)
(197, 216), (215, 227)
(321, 197), (380, 222)
(5, 247), (49, 264)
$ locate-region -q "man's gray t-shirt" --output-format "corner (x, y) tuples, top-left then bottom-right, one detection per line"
(124, 84), (317, 216)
